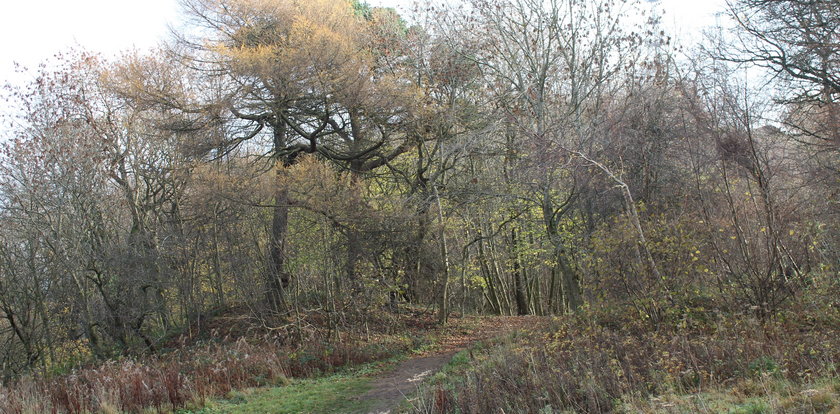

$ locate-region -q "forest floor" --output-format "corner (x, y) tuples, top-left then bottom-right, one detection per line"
(192, 315), (543, 414)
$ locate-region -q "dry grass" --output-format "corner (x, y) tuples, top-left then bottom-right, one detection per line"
(407, 302), (840, 414)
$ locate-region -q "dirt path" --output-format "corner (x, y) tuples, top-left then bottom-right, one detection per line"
(357, 316), (544, 414)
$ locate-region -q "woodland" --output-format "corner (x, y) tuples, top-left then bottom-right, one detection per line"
(0, 0), (838, 412)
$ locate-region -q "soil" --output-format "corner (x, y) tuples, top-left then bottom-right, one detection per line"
(357, 315), (544, 414)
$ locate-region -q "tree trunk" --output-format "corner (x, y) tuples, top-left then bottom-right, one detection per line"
(477, 234), (502, 314)
(434, 185), (451, 324)
(405, 204), (429, 302)
(345, 228), (362, 291)
(267, 123), (291, 312)
(557, 250), (582, 311)
(511, 228), (529, 315)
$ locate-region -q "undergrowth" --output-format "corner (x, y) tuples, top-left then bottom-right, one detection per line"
(405, 294), (840, 413)
(0, 306), (454, 414)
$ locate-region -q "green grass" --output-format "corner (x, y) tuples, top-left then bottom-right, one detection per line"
(178, 356), (408, 414)
(194, 375), (374, 414)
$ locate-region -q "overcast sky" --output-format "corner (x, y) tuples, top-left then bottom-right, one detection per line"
(0, 0), (727, 89)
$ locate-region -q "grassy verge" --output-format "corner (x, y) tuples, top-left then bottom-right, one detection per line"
(182, 372), (374, 414)
(180, 352), (420, 414)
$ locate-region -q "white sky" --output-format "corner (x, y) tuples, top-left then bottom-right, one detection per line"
(1, 0), (179, 85)
(0, 0), (727, 91)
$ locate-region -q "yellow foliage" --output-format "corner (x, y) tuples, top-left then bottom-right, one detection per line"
(202, 0), (424, 125)
(212, 0), (367, 89)
(276, 155), (365, 221)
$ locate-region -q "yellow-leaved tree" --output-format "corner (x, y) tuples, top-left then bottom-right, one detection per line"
(156, 0), (424, 311)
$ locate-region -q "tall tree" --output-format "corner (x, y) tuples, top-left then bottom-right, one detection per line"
(162, 0), (422, 310)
